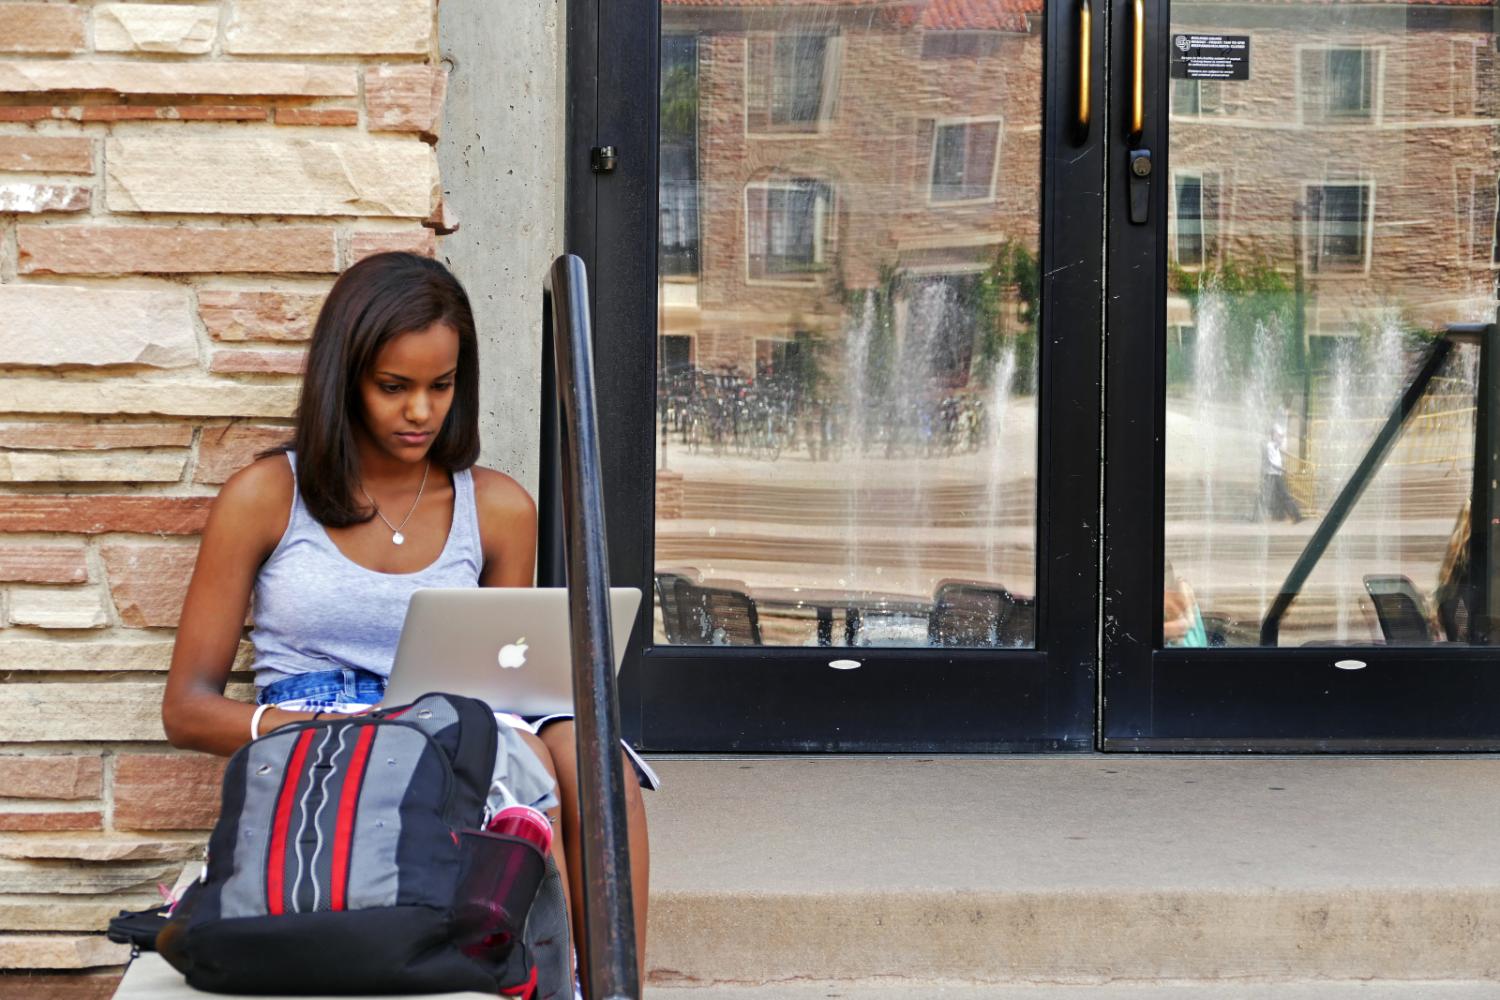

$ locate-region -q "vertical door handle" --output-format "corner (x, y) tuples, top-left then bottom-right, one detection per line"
(1128, 0), (1145, 144)
(1125, 0), (1151, 222)
(1075, 0), (1092, 143)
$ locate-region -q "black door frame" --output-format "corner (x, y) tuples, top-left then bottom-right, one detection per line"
(560, 0), (1105, 752)
(1098, 0), (1500, 751)
(558, 0), (1500, 754)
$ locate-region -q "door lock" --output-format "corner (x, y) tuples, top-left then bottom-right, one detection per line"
(1128, 148), (1152, 223)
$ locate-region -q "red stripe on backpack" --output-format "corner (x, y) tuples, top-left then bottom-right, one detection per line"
(266, 729), (316, 916)
(330, 723), (377, 910)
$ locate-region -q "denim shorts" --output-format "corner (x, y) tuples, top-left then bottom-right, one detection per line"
(256, 666), (386, 709)
(255, 666), (660, 790)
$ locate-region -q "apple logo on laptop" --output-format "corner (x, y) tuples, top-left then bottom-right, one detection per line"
(498, 638), (528, 670)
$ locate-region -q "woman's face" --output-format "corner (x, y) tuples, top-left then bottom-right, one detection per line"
(355, 321), (462, 464)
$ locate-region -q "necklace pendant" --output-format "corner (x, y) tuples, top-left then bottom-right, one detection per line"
(391, 531), (405, 546)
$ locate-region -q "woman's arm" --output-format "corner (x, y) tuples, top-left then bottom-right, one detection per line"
(473, 466), (539, 588)
(162, 458), (320, 756)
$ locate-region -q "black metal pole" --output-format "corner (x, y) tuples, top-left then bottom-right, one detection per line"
(544, 253), (640, 1000)
(1261, 335), (1456, 646)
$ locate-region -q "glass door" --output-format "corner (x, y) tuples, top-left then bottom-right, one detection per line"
(577, 0), (1104, 751)
(1103, 0), (1500, 748)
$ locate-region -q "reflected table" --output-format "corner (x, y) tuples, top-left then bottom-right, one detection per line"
(750, 586), (934, 646)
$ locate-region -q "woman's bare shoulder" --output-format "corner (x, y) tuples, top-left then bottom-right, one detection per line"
(211, 453), (295, 543)
(470, 465), (537, 525)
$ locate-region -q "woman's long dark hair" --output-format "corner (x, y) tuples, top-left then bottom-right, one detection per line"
(279, 252), (480, 527)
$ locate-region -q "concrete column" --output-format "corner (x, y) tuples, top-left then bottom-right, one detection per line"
(437, 0), (565, 498)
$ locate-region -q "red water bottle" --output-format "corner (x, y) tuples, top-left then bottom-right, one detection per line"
(485, 804), (553, 854)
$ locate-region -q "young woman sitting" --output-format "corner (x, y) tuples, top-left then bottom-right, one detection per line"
(161, 251), (652, 984)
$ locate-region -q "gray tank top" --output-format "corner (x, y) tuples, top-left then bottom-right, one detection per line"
(250, 452), (484, 689)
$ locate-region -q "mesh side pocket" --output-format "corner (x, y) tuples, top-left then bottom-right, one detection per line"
(454, 830), (547, 963)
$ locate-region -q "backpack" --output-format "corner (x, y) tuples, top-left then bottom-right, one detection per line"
(157, 693), (572, 998)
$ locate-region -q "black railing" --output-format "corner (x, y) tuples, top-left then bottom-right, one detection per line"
(1261, 323), (1494, 646)
(540, 254), (639, 1000)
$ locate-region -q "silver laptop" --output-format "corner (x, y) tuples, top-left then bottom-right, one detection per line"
(384, 587), (642, 716)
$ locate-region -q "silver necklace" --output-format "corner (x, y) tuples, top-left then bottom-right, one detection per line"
(359, 462), (429, 546)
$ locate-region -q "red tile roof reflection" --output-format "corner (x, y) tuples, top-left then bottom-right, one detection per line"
(660, 0), (1490, 11)
(661, 0), (1043, 17)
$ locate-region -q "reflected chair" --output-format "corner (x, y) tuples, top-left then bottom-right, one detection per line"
(673, 579), (762, 645)
(1362, 574), (1433, 644)
(927, 581), (1034, 647)
(1438, 590), (1471, 644)
(654, 570), (697, 643)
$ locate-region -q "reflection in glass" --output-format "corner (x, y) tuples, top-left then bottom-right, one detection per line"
(654, 2), (1043, 648)
(1165, 0), (1496, 646)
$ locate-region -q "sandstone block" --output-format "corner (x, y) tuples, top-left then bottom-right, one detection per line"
(0, 755), (103, 800)
(195, 424), (289, 484)
(0, 857), (181, 894)
(0, 935), (130, 970)
(0, 423), (193, 451)
(0, 544), (89, 585)
(6, 587), (109, 629)
(350, 229), (436, 263)
(94, 4), (218, 55)
(0, 184), (88, 214)
(0, 682), (252, 743)
(0, 5), (86, 54)
(113, 753), (228, 831)
(198, 289), (324, 342)
(0, 637), (250, 672)
(225, 0), (431, 55)
(0, 970), (125, 999)
(0, 496), (211, 535)
(0, 451), (188, 484)
(0, 284), (196, 368)
(18, 225), (337, 275)
(0, 812), (102, 833)
(100, 543), (197, 628)
(78, 105), (268, 123)
(209, 349), (306, 375)
(0, 136), (91, 175)
(106, 137), (438, 218)
(0, 835), (201, 862)
(0, 61), (356, 97)
(0, 899), (153, 932)
(365, 65), (447, 136)
(0, 379), (299, 417)
(275, 107), (359, 127)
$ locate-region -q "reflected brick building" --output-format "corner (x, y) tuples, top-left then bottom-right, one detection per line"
(659, 0), (1499, 379)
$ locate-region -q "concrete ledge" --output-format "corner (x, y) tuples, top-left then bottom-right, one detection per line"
(644, 758), (1500, 985)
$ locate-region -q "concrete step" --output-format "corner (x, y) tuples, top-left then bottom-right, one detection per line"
(651, 983), (1500, 999)
(643, 759), (1500, 989)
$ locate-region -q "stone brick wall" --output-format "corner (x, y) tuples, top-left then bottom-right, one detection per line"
(0, 2), (446, 994)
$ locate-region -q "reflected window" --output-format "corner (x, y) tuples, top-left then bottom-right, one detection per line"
(1309, 181), (1372, 271)
(1173, 170), (1221, 268)
(661, 34), (700, 277)
(1301, 46), (1377, 122)
(746, 33), (840, 133)
(930, 120), (1001, 203)
(1171, 79), (1221, 117)
(921, 31), (1001, 59)
(1461, 172), (1498, 266)
(745, 178), (835, 280)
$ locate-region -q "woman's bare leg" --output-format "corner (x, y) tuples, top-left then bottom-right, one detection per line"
(539, 721), (651, 989)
